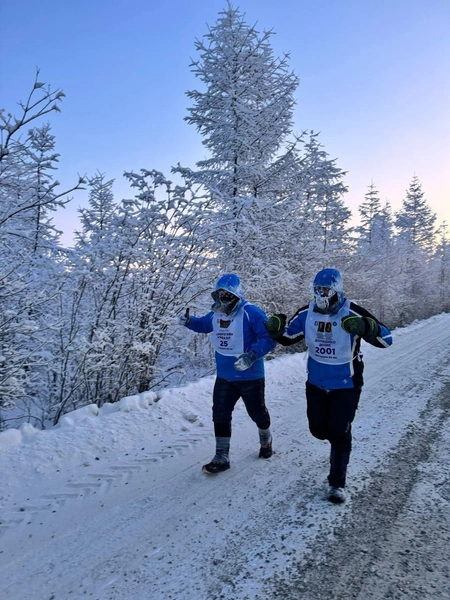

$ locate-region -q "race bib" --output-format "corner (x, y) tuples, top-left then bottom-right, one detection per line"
(210, 307), (245, 356)
(305, 301), (353, 365)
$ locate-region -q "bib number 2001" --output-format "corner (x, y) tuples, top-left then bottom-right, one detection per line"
(315, 346), (335, 356)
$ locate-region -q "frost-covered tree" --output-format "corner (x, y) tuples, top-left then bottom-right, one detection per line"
(178, 2), (300, 272)
(175, 5), (357, 320)
(391, 176), (436, 325)
(186, 2), (298, 181)
(348, 190), (396, 323)
(0, 73), (83, 233)
(372, 200), (394, 252)
(44, 170), (217, 421)
(300, 132), (350, 257)
(120, 170), (215, 392)
(0, 74), (84, 429)
(395, 175), (436, 251)
(390, 176), (437, 324)
(357, 181), (382, 248)
(47, 174), (119, 422)
(432, 221), (450, 313)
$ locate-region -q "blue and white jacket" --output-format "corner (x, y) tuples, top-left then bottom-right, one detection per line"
(186, 276), (275, 381)
(276, 299), (393, 390)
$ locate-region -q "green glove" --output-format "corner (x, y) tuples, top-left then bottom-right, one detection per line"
(264, 313), (287, 339)
(341, 315), (379, 341)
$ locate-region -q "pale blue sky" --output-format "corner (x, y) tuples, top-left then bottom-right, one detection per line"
(1, 0), (449, 245)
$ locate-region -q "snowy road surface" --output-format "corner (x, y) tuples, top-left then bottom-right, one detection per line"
(1, 314), (450, 599)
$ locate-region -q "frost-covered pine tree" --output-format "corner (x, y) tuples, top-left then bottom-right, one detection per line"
(395, 175), (436, 251)
(175, 4), (357, 320)
(348, 186), (395, 323)
(372, 200), (394, 252)
(177, 2), (300, 275)
(357, 181), (382, 249)
(300, 131), (350, 257)
(393, 176), (437, 324)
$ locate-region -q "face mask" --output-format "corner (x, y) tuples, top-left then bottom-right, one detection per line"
(211, 289), (239, 314)
(314, 286), (338, 313)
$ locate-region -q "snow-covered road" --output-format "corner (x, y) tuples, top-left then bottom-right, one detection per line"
(1, 314), (450, 599)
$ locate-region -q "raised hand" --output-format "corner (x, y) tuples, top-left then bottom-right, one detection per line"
(178, 308), (190, 326)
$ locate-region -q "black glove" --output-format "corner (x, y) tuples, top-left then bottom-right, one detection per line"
(341, 315), (379, 341)
(178, 308), (190, 326)
(264, 313), (287, 339)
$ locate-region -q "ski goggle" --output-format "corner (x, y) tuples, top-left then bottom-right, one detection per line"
(218, 290), (236, 302)
(212, 289), (237, 302)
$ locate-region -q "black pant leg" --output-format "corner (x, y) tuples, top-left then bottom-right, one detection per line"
(328, 387), (361, 450)
(328, 388), (361, 488)
(239, 378), (270, 430)
(305, 381), (330, 441)
(212, 377), (241, 438)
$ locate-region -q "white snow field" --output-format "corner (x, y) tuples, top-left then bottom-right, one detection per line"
(1, 314), (450, 600)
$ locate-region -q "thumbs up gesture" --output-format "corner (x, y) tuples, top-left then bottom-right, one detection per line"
(178, 308), (190, 326)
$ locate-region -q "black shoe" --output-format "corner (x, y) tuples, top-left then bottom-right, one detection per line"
(328, 486), (346, 503)
(202, 460), (230, 474)
(259, 442), (273, 459)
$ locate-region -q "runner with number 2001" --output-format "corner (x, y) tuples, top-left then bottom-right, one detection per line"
(265, 268), (393, 504)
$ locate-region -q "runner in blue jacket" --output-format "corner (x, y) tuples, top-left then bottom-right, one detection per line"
(265, 268), (393, 503)
(178, 274), (276, 473)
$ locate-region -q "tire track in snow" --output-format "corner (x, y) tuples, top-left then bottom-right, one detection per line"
(0, 433), (210, 536)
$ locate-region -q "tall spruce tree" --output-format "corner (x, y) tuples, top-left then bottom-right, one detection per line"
(357, 181), (382, 249)
(392, 176), (437, 324)
(349, 189), (395, 323)
(395, 175), (436, 251)
(177, 2), (300, 273)
(300, 132), (350, 256)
